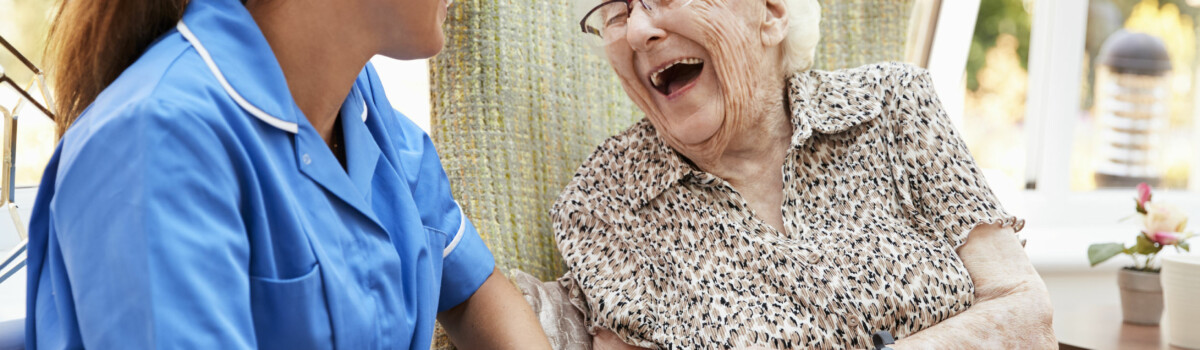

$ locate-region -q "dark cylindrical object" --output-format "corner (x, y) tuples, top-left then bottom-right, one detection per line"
(1094, 30), (1171, 188)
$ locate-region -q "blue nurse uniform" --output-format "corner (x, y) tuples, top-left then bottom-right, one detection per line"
(23, 0), (497, 348)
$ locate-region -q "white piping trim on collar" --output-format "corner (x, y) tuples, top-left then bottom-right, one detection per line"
(176, 22), (299, 134)
(360, 97), (368, 122)
(442, 201), (467, 258)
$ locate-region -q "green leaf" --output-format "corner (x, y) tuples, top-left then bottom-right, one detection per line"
(1089, 243), (1126, 267)
(1134, 234), (1163, 255)
(1181, 241), (1191, 252)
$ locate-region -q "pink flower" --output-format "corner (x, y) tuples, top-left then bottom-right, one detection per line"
(1147, 231), (1182, 245)
(1136, 182), (1152, 214)
(1142, 202), (1188, 246)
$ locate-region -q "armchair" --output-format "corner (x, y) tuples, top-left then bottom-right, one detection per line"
(427, 0), (963, 348)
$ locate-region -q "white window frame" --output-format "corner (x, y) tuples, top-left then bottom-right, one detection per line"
(1015, 0), (1200, 272)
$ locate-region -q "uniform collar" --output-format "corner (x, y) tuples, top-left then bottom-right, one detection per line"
(590, 68), (888, 217)
(176, 0), (300, 133)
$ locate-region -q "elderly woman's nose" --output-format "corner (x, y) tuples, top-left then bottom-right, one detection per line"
(624, 9), (666, 52)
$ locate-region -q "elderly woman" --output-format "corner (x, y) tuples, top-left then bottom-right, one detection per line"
(546, 0), (1056, 348)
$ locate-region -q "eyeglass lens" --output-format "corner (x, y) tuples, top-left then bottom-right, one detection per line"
(581, 0), (693, 39)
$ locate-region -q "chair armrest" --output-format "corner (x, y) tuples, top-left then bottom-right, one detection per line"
(510, 270), (592, 350)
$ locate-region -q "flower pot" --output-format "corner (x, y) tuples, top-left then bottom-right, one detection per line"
(1118, 268), (1164, 325)
(1162, 255), (1200, 349)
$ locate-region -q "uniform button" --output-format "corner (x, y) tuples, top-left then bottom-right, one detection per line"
(302, 154), (312, 164)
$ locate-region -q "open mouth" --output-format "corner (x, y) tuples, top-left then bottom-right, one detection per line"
(649, 58), (704, 97)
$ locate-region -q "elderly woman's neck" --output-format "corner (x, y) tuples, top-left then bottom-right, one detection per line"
(699, 83), (793, 184)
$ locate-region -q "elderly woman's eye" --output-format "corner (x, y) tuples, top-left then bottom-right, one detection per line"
(604, 12), (629, 27)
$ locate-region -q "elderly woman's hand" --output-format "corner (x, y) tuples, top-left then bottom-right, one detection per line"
(889, 223), (1057, 349)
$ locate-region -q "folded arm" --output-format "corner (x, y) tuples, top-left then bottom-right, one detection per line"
(892, 223), (1056, 349)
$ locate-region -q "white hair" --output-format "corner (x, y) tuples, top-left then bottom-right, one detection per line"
(781, 0), (821, 72)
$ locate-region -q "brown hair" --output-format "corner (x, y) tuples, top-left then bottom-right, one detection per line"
(45, 0), (188, 137)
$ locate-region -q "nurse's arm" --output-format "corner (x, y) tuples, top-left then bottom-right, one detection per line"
(437, 267), (552, 350)
(43, 106), (256, 348)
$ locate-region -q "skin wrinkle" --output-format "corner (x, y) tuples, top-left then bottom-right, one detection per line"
(578, 1), (1055, 348)
(610, 0), (792, 174)
(638, 0), (794, 233)
(894, 223), (1057, 349)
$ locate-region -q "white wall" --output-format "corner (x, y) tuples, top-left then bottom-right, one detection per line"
(368, 56), (433, 133)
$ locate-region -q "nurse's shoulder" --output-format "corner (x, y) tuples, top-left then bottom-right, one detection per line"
(51, 29), (250, 203)
(57, 29), (244, 173)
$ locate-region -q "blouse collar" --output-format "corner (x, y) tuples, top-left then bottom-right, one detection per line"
(585, 67), (891, 219)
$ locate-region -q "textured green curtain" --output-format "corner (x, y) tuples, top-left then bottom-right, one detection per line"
(430, 0), (640, 284)
(431, 0), (919, 281)
(815, 0), (916, 70)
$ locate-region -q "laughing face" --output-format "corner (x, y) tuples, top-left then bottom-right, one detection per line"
(603, 0), (792, 163)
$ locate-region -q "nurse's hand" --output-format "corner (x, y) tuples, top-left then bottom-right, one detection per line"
(437, 267), (553, 349)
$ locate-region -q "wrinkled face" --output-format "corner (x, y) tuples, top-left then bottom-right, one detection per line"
(603, 0), (785, 160)
(377, 0), (453, 59)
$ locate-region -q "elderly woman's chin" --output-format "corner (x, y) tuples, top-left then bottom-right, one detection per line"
(642, 75), (727, 148)
(657, 108), (724, 147)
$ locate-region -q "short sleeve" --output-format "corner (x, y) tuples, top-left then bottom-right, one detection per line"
(888, 67), (1024, 249)
(433, 203), (496, 312)
(30, 100), (255, 348)
(551, 194), (662, 349)
(397, 117), (496, 312)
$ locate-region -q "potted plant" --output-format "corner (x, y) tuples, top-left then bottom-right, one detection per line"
(1089, 183), (1194, 325)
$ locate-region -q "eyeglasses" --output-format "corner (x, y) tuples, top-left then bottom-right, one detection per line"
(578, 0), (695, 43)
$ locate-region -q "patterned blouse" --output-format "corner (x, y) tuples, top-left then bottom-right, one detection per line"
(551, 63), (1024, 349)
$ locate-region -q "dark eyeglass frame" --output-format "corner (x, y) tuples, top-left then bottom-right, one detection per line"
(578, 0), (651, 37)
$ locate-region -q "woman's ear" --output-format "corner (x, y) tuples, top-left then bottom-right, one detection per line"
(760, 0), (789, 47)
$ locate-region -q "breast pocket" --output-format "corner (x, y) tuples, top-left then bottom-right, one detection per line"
(250, 264), (334, 350)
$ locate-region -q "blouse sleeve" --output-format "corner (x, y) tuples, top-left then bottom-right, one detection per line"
(887, 66), (1024, 249)
(551, 193), (663, 349)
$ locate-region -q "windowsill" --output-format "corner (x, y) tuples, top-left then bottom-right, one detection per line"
(1003, 189), (1199, 274)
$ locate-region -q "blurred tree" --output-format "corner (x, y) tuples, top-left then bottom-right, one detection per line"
(967, 0), (1198, 90)
(967, 0), (1032, 91)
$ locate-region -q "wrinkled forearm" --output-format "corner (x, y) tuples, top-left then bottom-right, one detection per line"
(893, 223), (1057, 349)
(893, 285), (1056, 349)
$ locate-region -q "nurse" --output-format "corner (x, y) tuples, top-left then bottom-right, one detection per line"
(25, 0), (551, 348)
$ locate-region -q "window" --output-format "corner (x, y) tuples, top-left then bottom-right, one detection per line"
(0, 0), (56, 188)
(964, 0), (1200, 270)
(1074, 0), (1198, 191)
(962, 0), (1033, 192)
(966, 0), (1200, 192)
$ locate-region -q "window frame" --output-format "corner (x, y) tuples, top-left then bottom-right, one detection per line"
(1011, 0), (1200, 271)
